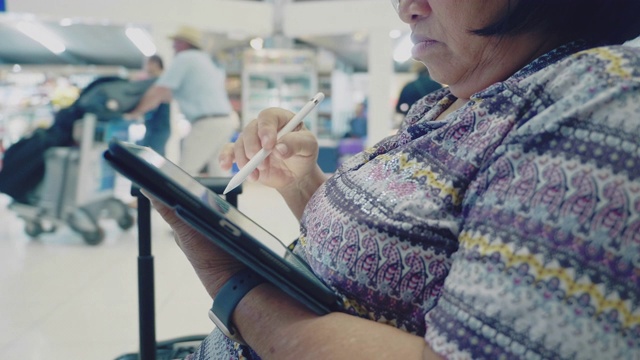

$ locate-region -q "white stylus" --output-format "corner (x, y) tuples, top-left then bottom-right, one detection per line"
(223, 92), (325, 195)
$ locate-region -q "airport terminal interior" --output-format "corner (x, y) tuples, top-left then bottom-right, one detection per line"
(0, 180), (301, 359)
(0, 1), (417, 358)
(4, 0), (638, 359)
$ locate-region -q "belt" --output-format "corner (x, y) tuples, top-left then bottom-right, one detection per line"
(192, 114), (229, 122)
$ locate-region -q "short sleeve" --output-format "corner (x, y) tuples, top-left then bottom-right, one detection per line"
(155, 53), (190, 90)
(423, 46), (640, 359)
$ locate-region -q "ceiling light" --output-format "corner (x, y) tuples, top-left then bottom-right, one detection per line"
(59, 18), (74, 27)
(250, 37), (264, 50)
(126, 27), (157, 57)
(389, 29), (402, 39)
(16, 21), (66, 55)
(352, 32), (367, 42)
(393, 33), (412, 63)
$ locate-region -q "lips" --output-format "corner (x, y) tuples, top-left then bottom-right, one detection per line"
(411, 34), (438, 45)
(410, 32), (440, 59)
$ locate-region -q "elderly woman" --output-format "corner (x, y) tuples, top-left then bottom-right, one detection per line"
(151, 0), (640, 358)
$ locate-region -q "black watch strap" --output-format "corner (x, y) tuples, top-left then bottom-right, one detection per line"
(208, 268), (264, 345)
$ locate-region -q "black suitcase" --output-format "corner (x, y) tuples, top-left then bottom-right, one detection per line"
(0, 77), (154, 203)
(0, 128), (53, 204)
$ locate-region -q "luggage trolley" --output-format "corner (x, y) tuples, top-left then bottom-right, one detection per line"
(9, 114), (134, 245)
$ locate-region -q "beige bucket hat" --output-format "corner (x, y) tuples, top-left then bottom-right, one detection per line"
(168, 25), (203, 49)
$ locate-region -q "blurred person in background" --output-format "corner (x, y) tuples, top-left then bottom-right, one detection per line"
(395, 61), (442, 116)
(149, 0), (640, 359)
(344, 101), (368, 139)
(127, 25), (237, 176)
(137, 55), (171, 156)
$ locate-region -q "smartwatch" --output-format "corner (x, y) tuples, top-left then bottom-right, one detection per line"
(208, 268), (265, 345)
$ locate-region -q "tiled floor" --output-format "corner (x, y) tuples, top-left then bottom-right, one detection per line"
(0, 180), (300, 360)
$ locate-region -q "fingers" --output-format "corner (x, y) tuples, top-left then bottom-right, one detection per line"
(139, 189), (163, 209)
(139, 189), (209, 239)
(273, 131), (318, 160)
(218, 143), (235, 171)
(220, 107), (297, 166)
(232, 132), (250, 168)
(255, 107), (296, 153)
(139, 189), (173, 220)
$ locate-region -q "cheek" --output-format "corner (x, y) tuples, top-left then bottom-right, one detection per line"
(446, 31), (478, 57)
(422, 42), (482, 86)
(446, 33), (493, 69)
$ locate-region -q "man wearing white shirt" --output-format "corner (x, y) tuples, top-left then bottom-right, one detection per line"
(128, 25), (237, 176)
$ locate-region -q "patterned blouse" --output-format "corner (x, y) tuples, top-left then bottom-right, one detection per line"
(187, 41), (640, 359)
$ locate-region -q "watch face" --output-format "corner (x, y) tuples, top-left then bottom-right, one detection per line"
(209, 309), (233, 338)
(209, 307), (247, 345)
(208, 268), (264, 346)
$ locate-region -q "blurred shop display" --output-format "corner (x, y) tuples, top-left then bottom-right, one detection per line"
(0, 65), (128, 152)
(239, 48), (367, 173)
(0, 23), (415, 176)
(241, 49), (319, 133)
(0, 75), (152, 244)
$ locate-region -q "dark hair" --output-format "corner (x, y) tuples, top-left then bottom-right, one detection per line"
(148, 55), (164, 70)
(474, 0), (640, 45)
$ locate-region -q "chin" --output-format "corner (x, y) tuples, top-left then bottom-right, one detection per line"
(425, 68), (447, 86)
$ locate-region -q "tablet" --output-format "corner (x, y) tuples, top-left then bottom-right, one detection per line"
(103, 139), (341, 315)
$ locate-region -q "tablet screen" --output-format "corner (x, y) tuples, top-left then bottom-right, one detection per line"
(108, 141), (341, 312)
(134, 146), (289, 258)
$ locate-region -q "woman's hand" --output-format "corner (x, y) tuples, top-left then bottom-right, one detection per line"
(220, 107), (322, 190)
(219, 108), (327, 218)
(142, 190), (245, 298)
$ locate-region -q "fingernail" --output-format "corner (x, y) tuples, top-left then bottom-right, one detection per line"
(260, 135), (272, 147)
(275, 143), (288, 156)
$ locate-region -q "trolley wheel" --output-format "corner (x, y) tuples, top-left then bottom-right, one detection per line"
(68, 208), (101, 245)
(117, 213), (135, 230)
(81, 228), (105, 246)
(25, 221), (44, 238)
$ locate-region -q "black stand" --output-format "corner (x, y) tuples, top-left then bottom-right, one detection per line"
(116, 178), (242, 360)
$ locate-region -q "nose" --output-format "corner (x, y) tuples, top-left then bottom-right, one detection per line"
(398, 0), (430, 24)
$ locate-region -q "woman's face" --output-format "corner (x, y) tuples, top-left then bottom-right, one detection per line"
(398, 0), (552, 98)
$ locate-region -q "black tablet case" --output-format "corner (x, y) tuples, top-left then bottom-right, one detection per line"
(103, 139), (341, 315)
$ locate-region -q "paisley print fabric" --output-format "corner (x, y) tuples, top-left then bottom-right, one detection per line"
(187, 42), (640, 359)
(422, 44), (640, 359)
